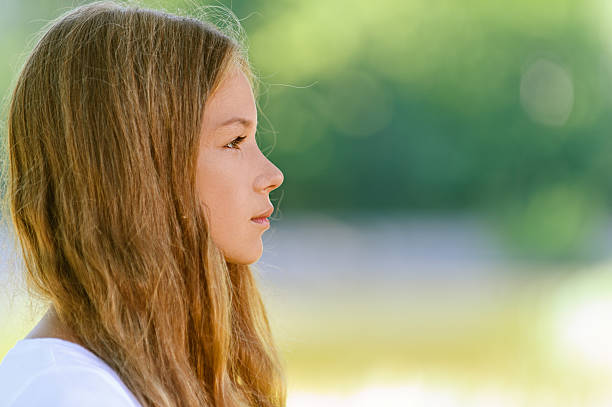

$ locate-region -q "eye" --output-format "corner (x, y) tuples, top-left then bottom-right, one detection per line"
(224, 136), (247, 150)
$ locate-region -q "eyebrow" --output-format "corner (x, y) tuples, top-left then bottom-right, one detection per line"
(217, 117), (255, 129)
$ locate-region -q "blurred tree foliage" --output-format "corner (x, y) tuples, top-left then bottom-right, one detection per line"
(2, 0), (612, 259)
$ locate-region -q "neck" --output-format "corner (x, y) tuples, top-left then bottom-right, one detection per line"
(25, 306), (82, 346)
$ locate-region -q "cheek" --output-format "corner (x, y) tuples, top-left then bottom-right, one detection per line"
(196, 162), (237, 227)
(196, 158), (258, 261)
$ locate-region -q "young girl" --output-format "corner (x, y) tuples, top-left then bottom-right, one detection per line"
(0, 2), (286, 406)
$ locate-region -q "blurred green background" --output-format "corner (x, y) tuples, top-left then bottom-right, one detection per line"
(3, 0), (612, 405)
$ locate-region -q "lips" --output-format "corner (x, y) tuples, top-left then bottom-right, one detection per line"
(251, 217), (270, 226)
(251, 207), (274, 220)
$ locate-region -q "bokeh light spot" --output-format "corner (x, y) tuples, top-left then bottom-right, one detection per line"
(520, 58), (574, 127)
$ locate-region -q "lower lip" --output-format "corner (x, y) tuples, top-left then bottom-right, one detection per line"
(251, 217), (270, 226)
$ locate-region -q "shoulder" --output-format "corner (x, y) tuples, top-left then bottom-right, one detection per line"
(5, 366), (140, 407)
(0, 339), (141, 407)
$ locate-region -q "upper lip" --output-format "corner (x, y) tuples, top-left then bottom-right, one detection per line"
(252, 207), (274, 219)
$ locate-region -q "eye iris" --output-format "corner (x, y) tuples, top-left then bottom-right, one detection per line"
(227, 136), (246, 149)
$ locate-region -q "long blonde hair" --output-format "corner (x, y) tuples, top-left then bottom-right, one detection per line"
(4, 2), (286, 406)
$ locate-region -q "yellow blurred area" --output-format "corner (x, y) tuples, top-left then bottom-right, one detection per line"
(264, 271), (612, 405)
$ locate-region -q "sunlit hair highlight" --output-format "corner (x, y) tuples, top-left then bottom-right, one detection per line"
(4, 1), (285, 406)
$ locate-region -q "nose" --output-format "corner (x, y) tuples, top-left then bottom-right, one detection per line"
(255, 154), (284, 194)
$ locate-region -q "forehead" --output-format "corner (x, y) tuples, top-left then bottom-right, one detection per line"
(203, 66), (257, 129)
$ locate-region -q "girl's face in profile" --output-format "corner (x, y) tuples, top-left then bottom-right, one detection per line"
(196, 65), (284, 264)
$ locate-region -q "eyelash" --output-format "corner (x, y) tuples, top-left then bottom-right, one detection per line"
(224, 136), (247, 150)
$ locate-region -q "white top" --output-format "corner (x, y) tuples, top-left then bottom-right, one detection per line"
(0, 338), (142, 407)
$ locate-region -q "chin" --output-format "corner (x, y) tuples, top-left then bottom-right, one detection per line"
(224, 250), (262, 265)
(217, 238), (263, 265)
(226, 257), (259, 265)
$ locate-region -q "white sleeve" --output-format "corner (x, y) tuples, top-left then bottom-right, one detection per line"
(8, 367), (139, 407)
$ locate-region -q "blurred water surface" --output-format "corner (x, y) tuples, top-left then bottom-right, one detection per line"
(257, 214), (612, 405)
